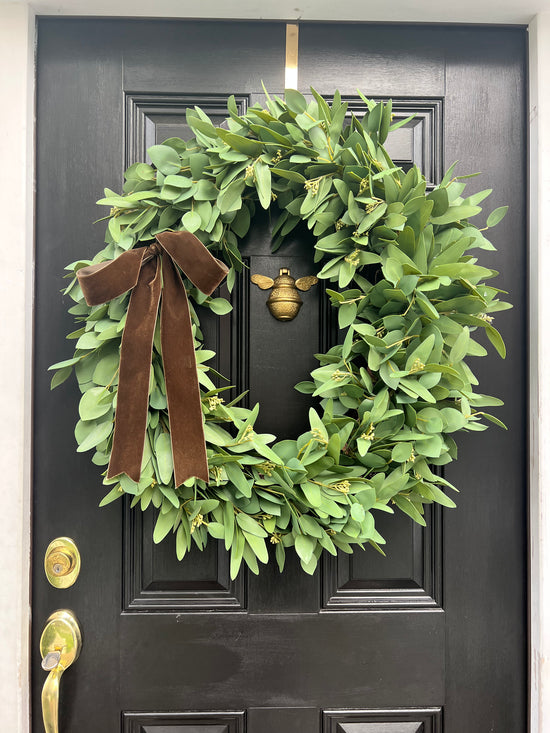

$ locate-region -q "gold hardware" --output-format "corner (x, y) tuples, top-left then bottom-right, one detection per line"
(285, 23), (299, 89)
(40, 609), (82, 733)
(251, 268), (318, 321)
(44, 538), (81, 588)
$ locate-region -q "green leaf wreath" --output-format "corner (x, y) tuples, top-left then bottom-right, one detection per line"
(50, 87), (510, 578)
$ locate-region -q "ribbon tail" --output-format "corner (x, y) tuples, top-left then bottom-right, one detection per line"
(161, 255), (209, 485)
(107, 257), (161, 483)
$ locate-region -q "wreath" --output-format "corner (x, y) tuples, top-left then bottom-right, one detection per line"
(50, 88), (509, 578)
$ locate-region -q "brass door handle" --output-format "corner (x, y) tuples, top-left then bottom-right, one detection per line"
(40, 610), (82, 733)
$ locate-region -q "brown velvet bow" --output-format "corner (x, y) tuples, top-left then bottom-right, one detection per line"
(77, 231), (228, 486)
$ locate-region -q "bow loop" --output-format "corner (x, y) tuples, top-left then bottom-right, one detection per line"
(76, 231), (228, 486)
(156, 230), (228, 295)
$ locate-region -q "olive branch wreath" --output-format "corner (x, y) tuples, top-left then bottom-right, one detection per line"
(50, 87), (509, 578)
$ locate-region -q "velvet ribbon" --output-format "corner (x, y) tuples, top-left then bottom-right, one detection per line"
(77, 231), (228, 486)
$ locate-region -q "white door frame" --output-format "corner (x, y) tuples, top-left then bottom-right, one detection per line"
(2, 3), (548, 731)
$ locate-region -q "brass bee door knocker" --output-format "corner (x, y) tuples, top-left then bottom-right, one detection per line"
(251, 268), (318, 321)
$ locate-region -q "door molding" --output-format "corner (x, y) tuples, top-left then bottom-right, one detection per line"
(1, 5), (547, 732)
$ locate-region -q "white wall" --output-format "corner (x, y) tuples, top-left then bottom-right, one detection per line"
(529, 13), (550, 733)
(6, 0), (549, 24)
(0, 4), (34, 731)
(1, 3), (548, 732)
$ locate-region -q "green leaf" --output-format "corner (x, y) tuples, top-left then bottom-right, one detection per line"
(255, 161), (272, 209)
(92, 351), (119, 386)
(295, 533), (316, 563)
(217, 178), (245, 214)
(244, 532), (269, 563)
(309, 125), (328, 150)
(309, 408), (328, 442)
(450, 326), (470, 363)
(155, 432), (174, 484)
(186, 112), (217, 139)
(163, 174), (193, 189)
(236, 513), (268, 537)
(79, 387), (112, 421)
(275, 541), (286, 572)
(416, 407), (444, 434)
(285, 89), (308, 113)
(302, 481), (322, 506)
(405, 334), (435, 372)
(486, 206), (508, 228)
(272, 167), (306, 183)
(231, 205), (251, 238)
(441, 407), (466, 432)
(299, 553), (319, 575)
(480, 412), (507, 429)
(207, 522), (225, 539)
(209, 298), (233, 315)
(388, 113), (416, 133)
(431, 204), (482, 225)
(338, 302), (357, 329)
(225, 461), (252, 497)
(217, 129), (264, 157)
(230, 528), (245, 580)
(76, 420), (113, 453)
(380, 360), (401, 390)
(204, 423), (232, 446)
(391, 442), (413, 463)
(416, 291), (440, 320)
(147, 144), (181, 175)
(181, 210), (202, 233)
(427, 187), (449, 217)
(48, 356), (83, 371)
(415, 434), (443, 457)
(224, 501), (235, 551)
(50, 366), (73, 390)
(485, 324), (506, 358)
(393, 495), (426, 526)
(298, 514), (324, 537)
(99, 486), (124, 507)
(76, 331), (101, 350)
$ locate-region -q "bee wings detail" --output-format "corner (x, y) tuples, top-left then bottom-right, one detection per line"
(250, 274), (274, 290)
(295, 275), (319, 292)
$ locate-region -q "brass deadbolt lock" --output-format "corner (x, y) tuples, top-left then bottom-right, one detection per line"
(44, 538), (81, 588)
(251, 268), (318, 321)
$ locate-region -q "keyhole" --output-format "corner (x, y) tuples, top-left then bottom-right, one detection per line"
(49, 551), (72, 576)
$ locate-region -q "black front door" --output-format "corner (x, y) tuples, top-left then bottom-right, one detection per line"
(33, 19), (527, 733)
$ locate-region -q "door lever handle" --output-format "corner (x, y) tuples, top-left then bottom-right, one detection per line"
(40, 610), (82, 733)
(41, 651), (62, 671)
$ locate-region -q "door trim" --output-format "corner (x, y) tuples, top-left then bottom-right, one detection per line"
(1, 6), (546, 733)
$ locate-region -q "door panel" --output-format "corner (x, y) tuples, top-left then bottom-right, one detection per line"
(33, 19), (526, 733)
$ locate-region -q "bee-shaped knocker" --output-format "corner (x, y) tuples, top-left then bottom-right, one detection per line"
(251, 268), (318, 322)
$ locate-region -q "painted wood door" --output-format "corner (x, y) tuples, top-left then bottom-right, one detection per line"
(33, 19), (527, 733)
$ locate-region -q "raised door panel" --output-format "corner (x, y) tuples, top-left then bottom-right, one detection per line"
(323, 708), (442, 732)
(123, 711), (246, 732)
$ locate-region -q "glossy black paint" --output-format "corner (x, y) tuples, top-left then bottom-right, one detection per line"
(33, 19), (527, 732)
